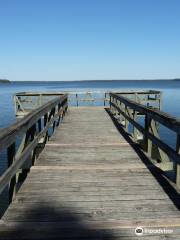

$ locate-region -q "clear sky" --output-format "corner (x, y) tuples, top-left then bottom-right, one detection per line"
(0, 0), (180, 81)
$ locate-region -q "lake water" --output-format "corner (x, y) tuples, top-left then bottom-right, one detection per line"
(0, 80), (180, 215)
(0, 80), (180, 128)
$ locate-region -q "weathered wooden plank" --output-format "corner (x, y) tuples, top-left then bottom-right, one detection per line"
(1, 107), (180, 239)
(4, 211), (180, 222)
(31, 163), (149, 170)
(4, 199), (177, 209)
(1, 218), (180, 229)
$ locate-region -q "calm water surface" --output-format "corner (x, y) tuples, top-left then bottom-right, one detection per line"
(0, 80), (180, 128)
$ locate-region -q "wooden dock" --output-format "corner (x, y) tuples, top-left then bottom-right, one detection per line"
(1, 105), (180, 239)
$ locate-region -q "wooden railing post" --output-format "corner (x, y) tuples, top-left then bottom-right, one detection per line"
(7, 142), (16, 203)
(144, 115), (152, 156)
(109, 92), (180, 187)
(57, 103), (62, 126)
(111, 96), (115, 114)
(116, 98), (119, 115)
(117, 99), (121, 122)
(119, 101), (124, 124)
(110, 95), (112, 112)
(124, 106), (129, 131)
(38, 118), (42, 133)
(43, 113), (49, 144)
(133, 110), (138, 141)
(76, 93), (78, 107)
(176, 134), (180, 188)
(19, 124), (37, 181)
(104, 93), (106, 106)
(52, 107), (56, 133)
(31, 124), (37, 166)
(0, 94), (68, 213)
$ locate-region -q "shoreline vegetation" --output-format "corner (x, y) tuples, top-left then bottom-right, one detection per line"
(0, 79), (11, 83)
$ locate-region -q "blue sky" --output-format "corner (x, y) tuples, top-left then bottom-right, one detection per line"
(0, 0), (180, 81)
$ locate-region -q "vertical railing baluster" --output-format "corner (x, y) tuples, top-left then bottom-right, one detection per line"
(7, 143), (16, 203)
(38, 119), (42, 133)
(57, 103), (61, 126)
(133, 110), (138, 141)
(125, 106), (129, 131)
(52, 107), (56, 133)
(144, 115), (152, 156)
(76, 93), (78, 107)
(110, 94), (112, 112)
(176, 134), (180, 188)
(43, 113), (48, 144)
(116, 98), (119, 115)
(117, 99), (121, 122)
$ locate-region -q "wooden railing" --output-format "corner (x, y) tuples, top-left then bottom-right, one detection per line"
(0, 94), (68, 205)
(14, 90), (161, 116)
(109, 93), (180, 189)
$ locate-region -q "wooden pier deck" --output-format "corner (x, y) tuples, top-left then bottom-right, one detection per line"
(1, 106), (180, 239)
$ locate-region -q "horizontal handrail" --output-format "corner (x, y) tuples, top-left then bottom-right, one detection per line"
(109, 92), (180, 188)
(0, 95), (67, 148)
(14, 90), (161, 115)
(0, 94), (68, 205)
(15, 90), (161, 95)
(110, 93), (180, 133)
(15, 92), (65, 96)
(118, 90), (160, 93)
(110, 101), (180, 165)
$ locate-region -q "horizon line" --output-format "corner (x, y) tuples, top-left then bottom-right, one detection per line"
(9, 78), (180, 82)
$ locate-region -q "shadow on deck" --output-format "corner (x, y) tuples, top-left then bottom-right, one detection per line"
(0, 103), (180, 240)
(1, 203), (179, 239)
(106, 108), (180, 211)
(0, 203), (116, 239)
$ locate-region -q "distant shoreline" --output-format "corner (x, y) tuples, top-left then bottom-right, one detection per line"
(10, 78), (180, 83)
(0, 79), (11, 83)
